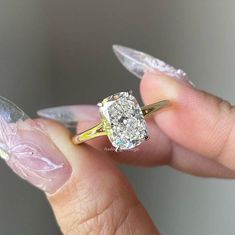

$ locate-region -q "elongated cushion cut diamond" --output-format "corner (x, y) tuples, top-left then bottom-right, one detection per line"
(99, 92), (147, 150)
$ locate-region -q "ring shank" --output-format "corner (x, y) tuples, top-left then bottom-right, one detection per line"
(72, 122), (106, 144)
(141, 100), (170, 118)
(72, 100), (170, 144)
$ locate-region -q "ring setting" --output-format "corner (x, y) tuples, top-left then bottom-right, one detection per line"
(72, 91), (170, 151)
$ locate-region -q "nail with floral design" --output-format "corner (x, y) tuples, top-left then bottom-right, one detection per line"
(0, 96), (71, 194)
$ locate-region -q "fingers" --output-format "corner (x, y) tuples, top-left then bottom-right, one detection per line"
(36, 44), (235, 178)
(36, 91), (235, 177)
(41, 119), (159, 235)
(140, 72), (235, 171)
(77, 117), (235, 178)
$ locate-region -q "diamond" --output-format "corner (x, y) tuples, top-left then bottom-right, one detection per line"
(99, 92), (147, 150)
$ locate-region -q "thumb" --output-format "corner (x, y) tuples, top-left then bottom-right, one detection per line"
(42, 120), (159, 235)
(141, 72), (235, 171)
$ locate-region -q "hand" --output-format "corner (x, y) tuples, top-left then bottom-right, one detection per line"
(37, 72), (235, 234)
(2, 46), (235, 234)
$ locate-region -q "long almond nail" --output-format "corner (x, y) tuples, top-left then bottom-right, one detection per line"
(0, 96), (72, 194)
(112, 44), (194, 86)
(37, 105), (99, 130)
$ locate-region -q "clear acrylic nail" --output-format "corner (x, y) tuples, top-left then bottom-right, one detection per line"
(112, 45), (194, 86)
(37, 105), (99, 132)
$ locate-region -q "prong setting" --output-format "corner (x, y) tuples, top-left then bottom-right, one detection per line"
(144, 135), (149, 141)
(115, 147), (120, 152)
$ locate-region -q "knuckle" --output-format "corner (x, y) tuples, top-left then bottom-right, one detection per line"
(217, 98), (235, 116)
(213, 99), (235, 161)
(113, 201), (142, 235)
(58, 181), (140, 235)
(61, 197), (141, 235)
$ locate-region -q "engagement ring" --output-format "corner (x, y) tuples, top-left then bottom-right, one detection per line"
(72, 91), (170, 151)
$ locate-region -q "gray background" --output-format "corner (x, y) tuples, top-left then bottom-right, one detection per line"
(0, 0), (235, 234)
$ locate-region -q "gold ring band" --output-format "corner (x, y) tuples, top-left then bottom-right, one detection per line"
(72, 99), (170, 146)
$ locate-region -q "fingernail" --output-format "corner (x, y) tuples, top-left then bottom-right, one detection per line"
(112, 44), (194, 87)
(37, 105), (99, 129)
(0, 96), (72, 194)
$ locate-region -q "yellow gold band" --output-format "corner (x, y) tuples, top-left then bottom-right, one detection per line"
(72, 100), (170, 145)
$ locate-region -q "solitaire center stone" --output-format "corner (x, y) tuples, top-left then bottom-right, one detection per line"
(99, 92), (148, 150)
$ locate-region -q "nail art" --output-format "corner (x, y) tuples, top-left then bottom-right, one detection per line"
(0, 96), (71, 194)
(37, 105), (99, 131)
(112, 45), (194, 86)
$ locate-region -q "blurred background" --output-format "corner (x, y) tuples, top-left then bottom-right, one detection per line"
(0, 0), (235, 234)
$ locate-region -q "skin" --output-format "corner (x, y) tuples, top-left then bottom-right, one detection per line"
(43, 72), (235, 234)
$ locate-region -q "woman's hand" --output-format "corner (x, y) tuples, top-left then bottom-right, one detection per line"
(39, 72), (235, 234)
(2, 46), (234, 234)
